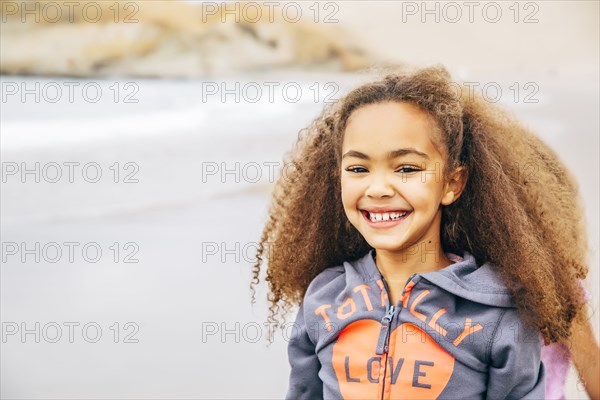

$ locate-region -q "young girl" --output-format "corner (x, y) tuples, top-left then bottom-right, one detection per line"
(250, 66), (596, 399)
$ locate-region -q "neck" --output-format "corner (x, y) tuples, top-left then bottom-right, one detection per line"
(374, 240), (453, 287)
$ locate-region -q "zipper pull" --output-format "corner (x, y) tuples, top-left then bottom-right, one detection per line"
(375, 305), (395, 355)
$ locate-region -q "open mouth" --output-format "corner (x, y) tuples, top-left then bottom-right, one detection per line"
(361, 210), (412, 223)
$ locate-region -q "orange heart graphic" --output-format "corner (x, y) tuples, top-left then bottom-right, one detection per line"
(332, 319), (455, 399)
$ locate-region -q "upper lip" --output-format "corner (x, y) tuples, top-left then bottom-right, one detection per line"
(361, 208), (411, 213)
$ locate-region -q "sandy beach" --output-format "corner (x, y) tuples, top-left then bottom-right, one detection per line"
(2, 68), (598, 398)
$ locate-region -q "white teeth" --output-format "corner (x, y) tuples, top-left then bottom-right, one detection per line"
(368, 211), (408, 222)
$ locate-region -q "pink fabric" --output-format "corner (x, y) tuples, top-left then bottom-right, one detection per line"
(542, 342), (571, 400)
(542, 281), (592, 399)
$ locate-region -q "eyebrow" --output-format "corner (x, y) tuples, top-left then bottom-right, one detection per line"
(342, 148), (430, 160)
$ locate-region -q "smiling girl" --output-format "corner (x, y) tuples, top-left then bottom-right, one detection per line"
(250, 66), (597, 399)
(340, 101), (464, 307)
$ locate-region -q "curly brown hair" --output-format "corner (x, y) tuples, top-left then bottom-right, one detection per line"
(250, 65), (589, 344)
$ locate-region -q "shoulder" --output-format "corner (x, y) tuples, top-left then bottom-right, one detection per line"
(489, 308), (542, 362)
(306, 253), (374, 296)
(302, 251), (375, 309)
(305, 263), (346, 296)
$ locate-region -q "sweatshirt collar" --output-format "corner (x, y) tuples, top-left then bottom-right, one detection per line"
(356, 249), (516, 308)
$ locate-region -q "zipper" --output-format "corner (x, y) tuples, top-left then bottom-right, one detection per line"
(377, 304), (394, 400)
(376, 273), (418, 399)
(376, 273), (416, 354)
(375, 305), (395, 355)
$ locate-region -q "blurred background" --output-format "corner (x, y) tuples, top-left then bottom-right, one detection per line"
(1, 1), (598, 398)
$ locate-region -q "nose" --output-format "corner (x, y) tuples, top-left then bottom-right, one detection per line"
(365, 172), (395, 198)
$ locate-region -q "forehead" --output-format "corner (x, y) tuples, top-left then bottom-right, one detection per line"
(342, 102), (443, 159)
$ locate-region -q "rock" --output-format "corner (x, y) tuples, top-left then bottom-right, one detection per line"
(0, 0), (374, 77)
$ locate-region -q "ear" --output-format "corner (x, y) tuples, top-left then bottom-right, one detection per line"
(441, 166), (467, 206)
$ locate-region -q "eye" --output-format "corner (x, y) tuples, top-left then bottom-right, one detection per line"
(345, 166), (368, 173)
(396, 166), (421, 173)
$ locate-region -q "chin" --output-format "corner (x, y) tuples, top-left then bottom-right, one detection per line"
(363, 238), (408, 253)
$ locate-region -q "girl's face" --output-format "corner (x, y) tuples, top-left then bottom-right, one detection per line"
(341, 101), (461, 253)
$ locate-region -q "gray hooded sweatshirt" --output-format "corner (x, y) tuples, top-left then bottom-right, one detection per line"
(286, 250), (545, 400)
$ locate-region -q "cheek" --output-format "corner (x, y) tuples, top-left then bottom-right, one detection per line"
(392, 180), (427, 208)
(411, 183), (444, 210)
(340, 177), (350, 205)
(340, 176), (358, 209)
